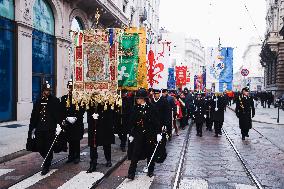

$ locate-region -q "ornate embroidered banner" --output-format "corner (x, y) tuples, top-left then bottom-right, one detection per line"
(147, 41), (171, 89)
(73, 29), (118, 93)
(125, 28), (148, 89)
(118, 33), (139, 89)
(176, 66), (187, 87)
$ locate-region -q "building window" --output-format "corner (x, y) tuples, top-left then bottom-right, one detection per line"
(0, 0), (15, 121)
(32, 0), (55, 102)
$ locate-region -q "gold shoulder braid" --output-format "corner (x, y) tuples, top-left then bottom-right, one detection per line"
(239, 95), (245, 111)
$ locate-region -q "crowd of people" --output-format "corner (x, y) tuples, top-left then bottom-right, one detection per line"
(26, 81), (255, 180)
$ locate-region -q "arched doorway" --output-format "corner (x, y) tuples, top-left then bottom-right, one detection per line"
(32, 0), (55, 102)
(0, 0), (15, 121)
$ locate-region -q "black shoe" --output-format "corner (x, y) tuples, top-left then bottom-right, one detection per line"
(246, 134), (249, 137)
(73, 158), (80, 164)
(209, 129), (212, 132)
(214, 134), (218, 137)
(219, 132), (222, 135)
(41, 166), (50, 175)
(86, 163), (96, 173)
(127, 173), (135, 180)
(199, 133), (202, 137)
(147, 172), (154, 178)
(242, 136), (245, 140)
(106, 161), (112, 167)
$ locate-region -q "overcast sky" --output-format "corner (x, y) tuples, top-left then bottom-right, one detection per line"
(159, 0), (267, 72)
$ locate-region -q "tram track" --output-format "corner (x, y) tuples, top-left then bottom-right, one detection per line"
(222, 128), (264, 189)
(172, 119), (264, 189)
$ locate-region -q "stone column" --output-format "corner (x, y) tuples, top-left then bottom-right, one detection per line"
(15, 0), (34, 121)
(55, 37), (72, 97)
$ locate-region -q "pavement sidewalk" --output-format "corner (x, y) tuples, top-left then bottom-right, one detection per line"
(228, 103), (284, 125)
(0, 113), (88, 162)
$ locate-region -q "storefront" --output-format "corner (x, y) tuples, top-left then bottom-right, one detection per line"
(0, 0), (15, 121)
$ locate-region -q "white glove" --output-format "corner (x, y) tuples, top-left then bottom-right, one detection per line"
(129, 136), (134, 143)
(157, 134), (162, 142)
(204, 115), (207, 118)
(56, 124), (62, 135)
(66, 117), (77, 124)
(92, 113), (99, 120)
(215, 108), (218, 111)
(31, 129), (36, 139)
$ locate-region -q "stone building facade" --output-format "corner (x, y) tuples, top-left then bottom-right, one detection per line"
(260, 0), (284, 97)
(0, 0), (160, 122)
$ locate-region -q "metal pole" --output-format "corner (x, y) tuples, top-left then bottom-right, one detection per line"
(277, 106), (280, 123)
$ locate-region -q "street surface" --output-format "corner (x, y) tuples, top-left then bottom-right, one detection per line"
(0, 108), (284, 188)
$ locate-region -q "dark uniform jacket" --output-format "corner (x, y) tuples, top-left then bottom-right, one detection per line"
(60, 94), (85, 141)
(29, 95), (61, 133)
(211, 95), (226, 122)
(128, 103), (160, 160)
(185, 93), (195, 117)
(193, 98), (206, 123)
(87, 104), (115, 147)
(205, 95), (213, 120)
(152, 96), (171, 128)
(235, 95), (255, 130)
(166, 95), (177, 117)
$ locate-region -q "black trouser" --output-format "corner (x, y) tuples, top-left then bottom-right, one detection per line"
(119, 133), (127, 148)
(241, 129), (249, 137)
(206, 119), (213, 131)
(214, 121), (223, 135)
(89, 145), (111, 163)
(196, 122), (203, 135)
(180, 116), (187, 129)
(128, 134), (155, 175)
(36, 131), (55, 168)
(68, 140), (80, 160)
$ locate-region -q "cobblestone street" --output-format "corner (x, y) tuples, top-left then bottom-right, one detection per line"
(1, 108), (284, 188)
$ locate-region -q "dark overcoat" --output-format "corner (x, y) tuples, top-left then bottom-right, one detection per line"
(87, 104), (115, 147)
(211, 96), (226, 122)
(28, 95), (62, 152)
(235, 95), (255, 130)
(193, 98), (206, 124)
(60, 94), (85, 141)
(127, 103), (160, 161)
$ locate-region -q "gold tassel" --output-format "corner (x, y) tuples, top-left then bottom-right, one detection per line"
(66, 96), (71, 108)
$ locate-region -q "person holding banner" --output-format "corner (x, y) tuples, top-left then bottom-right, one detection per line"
(60, 80), (85, 164)
(127, 88), (161, 180)
(28, 81), (62, 175)
(86, 97), (115, 173)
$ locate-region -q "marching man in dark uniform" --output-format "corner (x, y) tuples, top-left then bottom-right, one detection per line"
(211, 93), (226, 137)
(152, 89), (171, 138)
(205, 93), (213, 131)
(127, 88), (161, 180)
(28, 81), (62, 175)
(193, 91), (206, 137)
(162, 89), (177, 141)
(60, 80), (85, 164)
(86, 94), (115, 173)
(235, 87), (255, 140)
